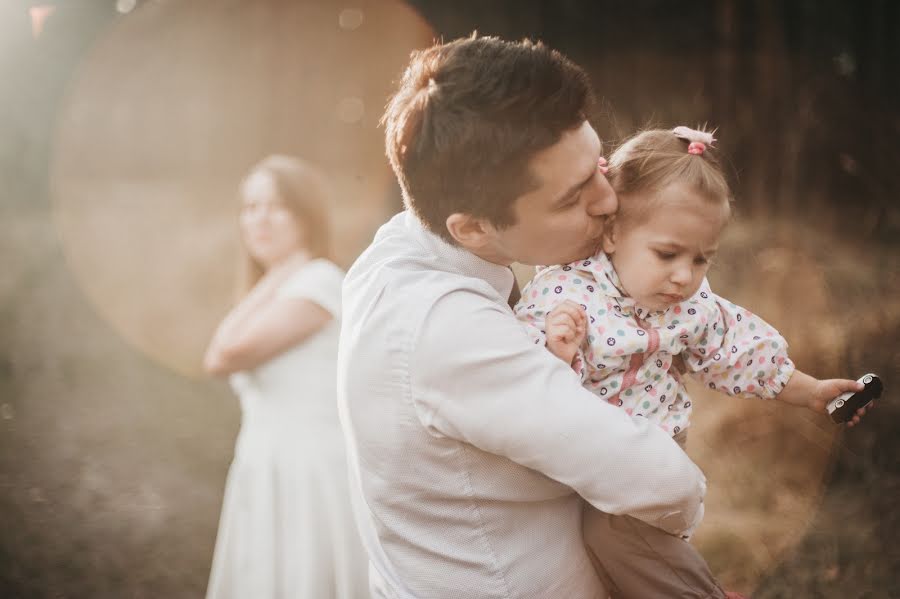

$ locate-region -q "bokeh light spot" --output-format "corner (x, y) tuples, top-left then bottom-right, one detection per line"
(116, 0), (138, 15)
(338, 8), (364, 31)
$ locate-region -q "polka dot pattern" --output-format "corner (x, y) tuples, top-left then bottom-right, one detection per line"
(515, 252), (796, 436)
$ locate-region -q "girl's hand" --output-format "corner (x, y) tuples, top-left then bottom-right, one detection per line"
(545, 300), (587, 367)
(810, 378), (872, 427)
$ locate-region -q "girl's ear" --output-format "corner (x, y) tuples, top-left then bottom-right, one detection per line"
(601, 216), (618, 254)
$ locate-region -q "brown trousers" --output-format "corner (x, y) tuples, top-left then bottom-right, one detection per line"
(582, 432), (727, 599)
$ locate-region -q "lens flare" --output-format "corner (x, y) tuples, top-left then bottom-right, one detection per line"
(51, 0), (434, 376)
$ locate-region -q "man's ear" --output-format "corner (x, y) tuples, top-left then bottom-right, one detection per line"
(446, 213), (493, 249)
(601, 216), (618, 254)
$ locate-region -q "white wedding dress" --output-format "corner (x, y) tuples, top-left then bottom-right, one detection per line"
(206, 259), (368, 599)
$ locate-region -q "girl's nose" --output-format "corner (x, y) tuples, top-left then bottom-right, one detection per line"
(670, 266), (693, 286)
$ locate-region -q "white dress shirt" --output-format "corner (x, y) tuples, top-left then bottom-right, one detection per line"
(337, 211), (707, 599)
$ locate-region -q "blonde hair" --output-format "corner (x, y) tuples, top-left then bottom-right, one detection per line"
(238, 155), (332, 294)
(607, 126), (732, 225)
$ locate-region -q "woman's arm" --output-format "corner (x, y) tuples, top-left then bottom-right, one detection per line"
(203, 295), (332, 376)
(203, 257), (334, 376)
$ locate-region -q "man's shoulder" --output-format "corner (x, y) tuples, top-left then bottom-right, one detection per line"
(346, 256), (502, 320)
(346, 229), (501, 309)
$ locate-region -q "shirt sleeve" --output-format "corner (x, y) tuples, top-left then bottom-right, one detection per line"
(276, 259), (345, 319)
(413, 289), (707, 537)
(682, 282), (795, 399)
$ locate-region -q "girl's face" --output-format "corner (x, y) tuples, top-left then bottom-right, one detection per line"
(239, 171), (305, 269)
(603, 183), (730, 311)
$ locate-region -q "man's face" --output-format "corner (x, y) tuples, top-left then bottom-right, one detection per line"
(485, 121), (618, 266)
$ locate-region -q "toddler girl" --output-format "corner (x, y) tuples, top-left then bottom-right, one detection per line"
(514, 126), (868, 598)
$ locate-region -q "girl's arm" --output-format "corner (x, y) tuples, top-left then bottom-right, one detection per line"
(682, 285), (870, 425)
(774, 369), (868, 426)
(681, 283), (795, 399)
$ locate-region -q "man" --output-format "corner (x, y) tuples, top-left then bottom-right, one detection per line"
(337, 36), (709, 598)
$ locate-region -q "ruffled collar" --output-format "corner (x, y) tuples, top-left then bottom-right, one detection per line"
(558, 252), (668, 320)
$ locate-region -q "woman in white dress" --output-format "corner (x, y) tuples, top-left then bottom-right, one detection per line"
(203, 155), (368, 599)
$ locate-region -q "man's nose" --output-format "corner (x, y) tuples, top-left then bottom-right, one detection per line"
(586, 176), (618, 217)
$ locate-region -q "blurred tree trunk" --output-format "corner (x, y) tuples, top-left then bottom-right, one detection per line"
(713, 0), (737, 200)
(747, 0), (787, 218)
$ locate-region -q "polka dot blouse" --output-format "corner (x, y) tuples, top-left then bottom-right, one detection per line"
(514, 252), (795, 436)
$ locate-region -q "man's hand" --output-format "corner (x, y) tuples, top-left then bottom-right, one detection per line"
(545, 300), (587, 367)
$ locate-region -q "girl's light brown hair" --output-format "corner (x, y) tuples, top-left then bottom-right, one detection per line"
(238, 155), (332, 295)
(607, 127), (732, 225)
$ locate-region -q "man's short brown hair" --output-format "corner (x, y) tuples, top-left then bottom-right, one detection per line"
(383, 35), (594, 243)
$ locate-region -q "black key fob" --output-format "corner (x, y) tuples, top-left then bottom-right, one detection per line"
(826, 373), (883, 424)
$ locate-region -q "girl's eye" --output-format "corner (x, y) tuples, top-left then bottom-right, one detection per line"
(694, 256), (710, 265)
(655, 250), (675, 260)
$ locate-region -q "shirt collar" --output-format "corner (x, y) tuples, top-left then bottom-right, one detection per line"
(404, 210), (515, 301)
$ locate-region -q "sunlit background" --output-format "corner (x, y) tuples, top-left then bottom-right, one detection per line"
(1, 0), (898, 597)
